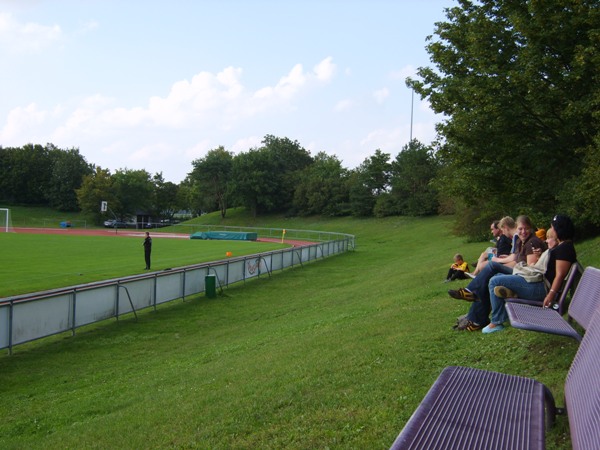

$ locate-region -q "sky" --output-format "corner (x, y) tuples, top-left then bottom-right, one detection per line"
(0, 0), (455, 183)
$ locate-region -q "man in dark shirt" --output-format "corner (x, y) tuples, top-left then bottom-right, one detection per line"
(143, 232), (152, 270)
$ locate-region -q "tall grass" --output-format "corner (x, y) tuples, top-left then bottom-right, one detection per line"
(1, 213), (598, 449)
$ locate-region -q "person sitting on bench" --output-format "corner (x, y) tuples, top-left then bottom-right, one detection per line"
(485, 215), (577, 333)
(448, 215), (546, 331)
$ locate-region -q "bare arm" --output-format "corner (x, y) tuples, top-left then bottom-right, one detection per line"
(543, 260), (572, 308)
(491, 253), (516, 264)
(526, 252), (540, 265)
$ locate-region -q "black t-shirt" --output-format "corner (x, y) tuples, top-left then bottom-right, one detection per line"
(545, 241), (577, 284)
(496, 234), (512, 256)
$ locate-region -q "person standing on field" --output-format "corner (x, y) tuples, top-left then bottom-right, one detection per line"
(143, 232), (152, 270)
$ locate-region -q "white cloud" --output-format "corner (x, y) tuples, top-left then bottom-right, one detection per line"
(313, 56), (336, 82)
(130, 142), (173, 164)
(0, 103), (48, 141)
(0, 12), (62, 53)
(390, 65), (418, 81)
(360, 127), (405, 152)
(185, 140), (212, 160)
(252, 57), (336, 107)
(334, 99), (353, 112)
(3, 59), (336, 146)
(231, 136), (262, 153)
(76, 20), (99, 34)
(373, 87), (390, 104)
(0, 58), (340, 182)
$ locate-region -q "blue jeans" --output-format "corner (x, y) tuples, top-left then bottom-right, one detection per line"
(488, 274), (547, 325)
(466, 261), (514, 326)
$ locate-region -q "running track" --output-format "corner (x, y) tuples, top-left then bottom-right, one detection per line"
(13, 227), (313, 247)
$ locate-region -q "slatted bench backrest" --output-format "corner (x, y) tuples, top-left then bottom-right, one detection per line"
(557, 261), (583, 315)
(568, 267), (600, 330)
(565, 307), (600, 449)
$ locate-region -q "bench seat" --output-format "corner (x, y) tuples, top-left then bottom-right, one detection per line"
(506, 267), (600, 342)
(391, 302), (600, 450)
(507, 303), (583, 341)
(390, 366), (551, 450)
(505, 262), (581, 316)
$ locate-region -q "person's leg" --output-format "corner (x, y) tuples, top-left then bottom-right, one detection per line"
(489, 275), (546, 325)
(452, 261), (512, 328)
(466, 297), (491, 328)
(459, 260), (510, 299)
(472, 258), (488, 276)
(488, 274), (512, 325)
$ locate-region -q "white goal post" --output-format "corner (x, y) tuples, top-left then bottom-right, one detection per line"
(0, 208), (13, 232)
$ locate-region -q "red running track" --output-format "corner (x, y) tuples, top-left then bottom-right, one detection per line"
(13, 227), (313, 247)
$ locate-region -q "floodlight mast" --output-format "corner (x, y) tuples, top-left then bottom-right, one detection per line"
(100, 201), (119, 234)
(410, 88), (414, 142)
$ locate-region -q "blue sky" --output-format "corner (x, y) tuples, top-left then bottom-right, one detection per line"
(1, 0), (454, 183)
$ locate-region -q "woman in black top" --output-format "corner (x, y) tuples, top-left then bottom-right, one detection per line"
(484, 215), (576, 333)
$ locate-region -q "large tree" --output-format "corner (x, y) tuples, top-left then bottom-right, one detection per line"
(0, 144), (54, 204)
(188, 146), (233, 218)
(348, 149), (392, 217)
(293, 152), (349, 216)
(229, 135), (313, 216)
(408, 0), (600, 228)
(390, 140), (439, 216)
(111, 169), (154, 219)
(261, 135), (314, 212)
(230, 148), (278, 217)
(76, 167), (118, 224)
(0, 143), (92, 209)
(153, 173), (180, 220)
(47, 146), (93, 211)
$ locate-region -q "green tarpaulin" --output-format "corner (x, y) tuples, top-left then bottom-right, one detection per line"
(190, 231), (258, 241)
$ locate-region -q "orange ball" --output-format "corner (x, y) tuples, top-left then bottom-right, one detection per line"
(226, 251), (233, 257)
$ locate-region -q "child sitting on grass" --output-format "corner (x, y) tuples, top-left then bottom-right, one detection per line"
(445, 254), (470, 282)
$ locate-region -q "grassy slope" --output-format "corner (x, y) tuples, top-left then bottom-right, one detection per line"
(1, 210), (599, 449)
(3, 205), (97, 228)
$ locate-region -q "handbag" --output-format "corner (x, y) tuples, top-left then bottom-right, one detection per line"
(511, 248), (551, 283)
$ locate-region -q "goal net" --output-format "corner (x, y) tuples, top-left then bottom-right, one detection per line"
(0, 208), (13, 232)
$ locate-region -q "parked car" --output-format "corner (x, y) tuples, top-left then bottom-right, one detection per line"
(104, 219), (128, 228)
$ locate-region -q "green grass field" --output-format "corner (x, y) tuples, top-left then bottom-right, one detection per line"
(0, 233), (288, 298)
(1, 211), (600, 449)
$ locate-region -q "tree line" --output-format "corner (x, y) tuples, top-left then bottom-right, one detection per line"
(0, 137), (440, 224)
(2, 1), (599, 236)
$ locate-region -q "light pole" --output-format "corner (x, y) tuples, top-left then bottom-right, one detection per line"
(410, 88), (414, 142)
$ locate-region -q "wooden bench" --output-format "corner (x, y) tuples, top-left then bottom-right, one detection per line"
(389, 307), (600, 449)
(505, 266), (600, 342)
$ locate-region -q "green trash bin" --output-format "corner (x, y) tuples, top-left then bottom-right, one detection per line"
(205, 274), (216, 298)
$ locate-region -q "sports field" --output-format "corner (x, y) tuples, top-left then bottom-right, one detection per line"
(1, 214), (599, 448)
(0, 228), (289, 298)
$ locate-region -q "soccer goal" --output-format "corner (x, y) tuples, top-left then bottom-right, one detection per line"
(0, 208), (13, 232)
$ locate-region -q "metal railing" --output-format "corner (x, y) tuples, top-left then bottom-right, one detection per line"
(173, 223), (355, 245)
(0, 230), (354, 354)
